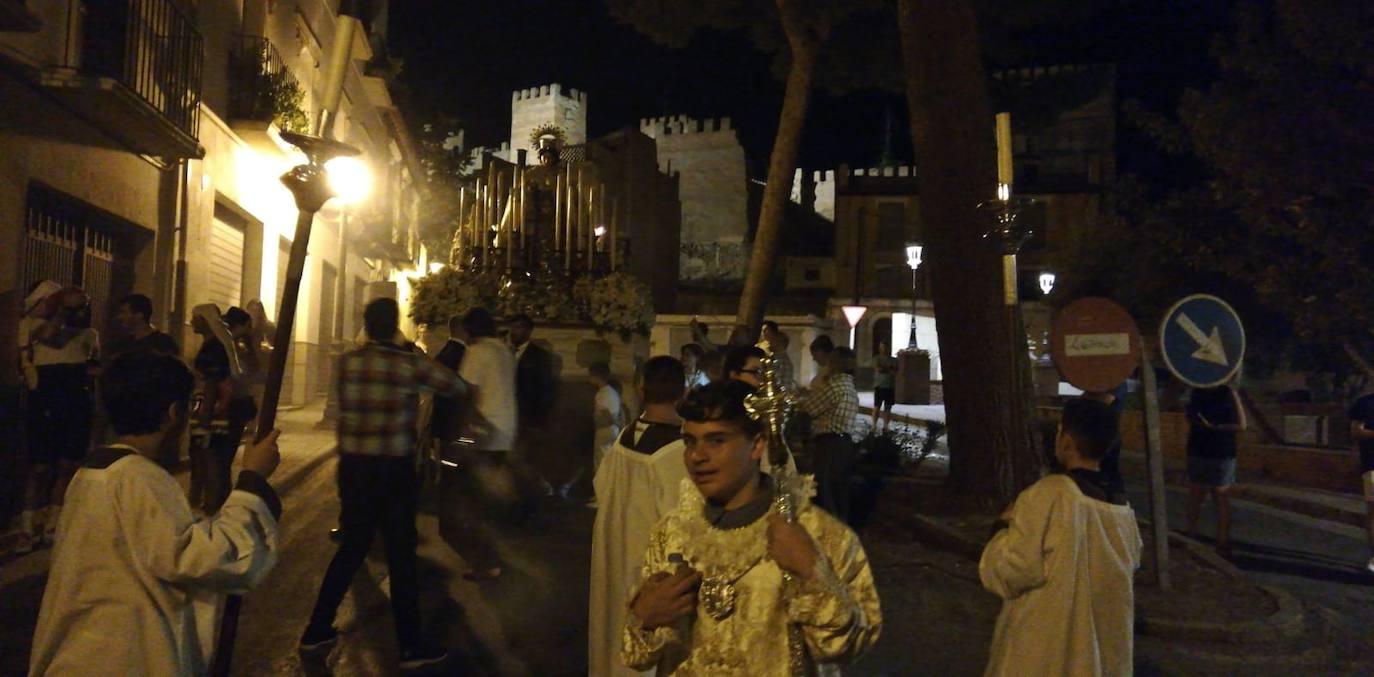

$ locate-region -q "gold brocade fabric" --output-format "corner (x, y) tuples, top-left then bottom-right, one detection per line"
(622, 479), (883, 676)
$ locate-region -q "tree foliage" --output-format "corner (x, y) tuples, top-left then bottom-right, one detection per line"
(413, 115), (473, 261)
(1124, 0), (1374, 369)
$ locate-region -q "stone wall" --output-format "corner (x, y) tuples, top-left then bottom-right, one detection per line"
(640, 115), (749, 280)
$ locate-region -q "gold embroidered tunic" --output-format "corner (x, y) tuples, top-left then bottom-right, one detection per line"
(621, 479), (882, 676)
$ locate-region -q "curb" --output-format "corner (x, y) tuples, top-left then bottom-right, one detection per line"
(881, 504), (1306, 645)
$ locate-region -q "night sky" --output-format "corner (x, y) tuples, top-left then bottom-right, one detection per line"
(389, 0), (1235, 180)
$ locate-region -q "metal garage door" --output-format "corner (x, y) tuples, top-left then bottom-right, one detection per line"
(207, 216), (245, 312)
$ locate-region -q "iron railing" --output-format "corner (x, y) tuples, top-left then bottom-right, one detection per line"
(81, 0), (204, 140)
(228, 34), (293, 124)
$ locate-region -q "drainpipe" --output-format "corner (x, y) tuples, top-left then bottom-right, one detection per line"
(168, 158), (192, 351)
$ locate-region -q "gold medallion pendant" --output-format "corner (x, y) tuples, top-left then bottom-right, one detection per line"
(699, 577), (738, 620)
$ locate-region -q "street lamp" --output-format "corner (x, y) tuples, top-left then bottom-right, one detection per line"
(1038, 271), (1056, 296)
(905, 242), (924, 349)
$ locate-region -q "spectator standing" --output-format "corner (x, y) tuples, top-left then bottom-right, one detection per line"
(1184, 382), (1247, 556)
(17, 284), (99, 552)
(761, 321), (795, 389)
(430, 315), (468, 445)
(188, 305), (253, 514)
(980, 397), (1142, 677)
(1347, 387), (1374, 573)
(300, 298), (463, 669)
(445, 306), (518, 582)
(30, 351), (282, 675)
(680, 342), (709, 389)
(725, 345), (766, 387)
(808, 334), (835, 386)
(799, 347), (860, 523)
(110, 293), (179, 358)
(872, 342), (898, 434)
(589, 362), (624, 493)
(509, 313), (558, 499)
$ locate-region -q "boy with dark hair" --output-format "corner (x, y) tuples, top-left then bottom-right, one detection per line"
(31, 351), (283, 675)
(980, 397), (1142, 676)
(589, 355), (692, 676)
(112, 293), (178, 357)
(622, 380), (882, 675)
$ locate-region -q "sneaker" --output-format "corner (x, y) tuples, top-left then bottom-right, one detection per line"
(398, 644), (448, 669)
(299, 626), (339, 653)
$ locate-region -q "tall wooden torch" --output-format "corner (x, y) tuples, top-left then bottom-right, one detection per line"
(209, 131), (360, 677)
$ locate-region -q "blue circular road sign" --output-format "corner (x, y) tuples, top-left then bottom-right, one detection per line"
(1158, 294), (1246, 388)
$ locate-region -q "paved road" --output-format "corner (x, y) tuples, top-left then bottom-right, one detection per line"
(4, 405), (1372, 675)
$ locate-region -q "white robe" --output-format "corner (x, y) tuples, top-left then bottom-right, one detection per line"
(589, 422), (689, 677)
(980, 474), (1143, 677)
(30, 450), (280, 676)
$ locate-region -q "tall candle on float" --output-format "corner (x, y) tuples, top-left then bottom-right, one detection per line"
(996, 111), (1013, 197)
(565, 164), (574, 270)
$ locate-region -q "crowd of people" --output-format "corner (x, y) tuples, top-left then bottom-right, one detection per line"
(19, 283), (1326, 675)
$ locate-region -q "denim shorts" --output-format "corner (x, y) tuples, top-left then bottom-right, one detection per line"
(1187, 456), (1237, 487)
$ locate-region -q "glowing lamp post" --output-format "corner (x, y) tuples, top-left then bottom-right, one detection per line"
(841, 304), (867, 349)
(905, 243), (924, 349)
(1038, 271), (1056, 296)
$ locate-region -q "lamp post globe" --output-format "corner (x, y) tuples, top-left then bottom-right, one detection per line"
(1038, 271), (1056, 296)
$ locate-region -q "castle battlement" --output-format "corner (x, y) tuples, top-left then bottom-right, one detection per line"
(639, 115), (734, 138)
(850, 166), (916, 178)
(511, 83), (589, 103)
(991, 63), (1109, 83)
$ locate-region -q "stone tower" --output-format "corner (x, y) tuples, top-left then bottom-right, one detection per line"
(510, 84), (588, 157)
(640, 115), (749, 281)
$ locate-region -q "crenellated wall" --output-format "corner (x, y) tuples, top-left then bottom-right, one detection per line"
(510, 83), (587, 157)
(791, 168), (837, 222)
(640, 115), (749, 281)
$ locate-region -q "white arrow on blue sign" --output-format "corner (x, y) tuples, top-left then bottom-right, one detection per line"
(1158, 294), (1246, 388)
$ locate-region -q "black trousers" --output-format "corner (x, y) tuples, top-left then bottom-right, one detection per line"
(308, 455), (422, 648)
(812, 433), (856, 523)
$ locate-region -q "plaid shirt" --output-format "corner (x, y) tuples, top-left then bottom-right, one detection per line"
(800, 373), (859, 436)
(337, 342), (465, 457)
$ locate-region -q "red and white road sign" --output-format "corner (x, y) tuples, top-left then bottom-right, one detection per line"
(1049, 297), (1141, 393)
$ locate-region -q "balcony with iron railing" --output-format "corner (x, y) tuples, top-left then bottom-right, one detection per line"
(36, 0), (204, 160)
(228, 33), (307, 133)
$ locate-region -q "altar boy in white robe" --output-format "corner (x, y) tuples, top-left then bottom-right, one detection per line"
(589, 356), (691, 676)
(622, 380), (881, 676)
(30, 351), (283, 676)
(980, 397), (1143, 677)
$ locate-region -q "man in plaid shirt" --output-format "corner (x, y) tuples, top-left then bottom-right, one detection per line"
(799, 346), (860, 523)
(301, 298), (464, 670)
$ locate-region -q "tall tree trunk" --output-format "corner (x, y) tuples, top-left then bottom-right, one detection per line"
(737, 0), (820, 338)
(896, 0), (1039, 506)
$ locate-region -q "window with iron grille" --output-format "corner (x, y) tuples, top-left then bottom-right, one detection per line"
(22, 185), (142, 329)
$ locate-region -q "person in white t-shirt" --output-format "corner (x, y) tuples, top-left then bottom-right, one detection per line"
(588, 362), (625, 506)
(442, 307), (518, 582)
